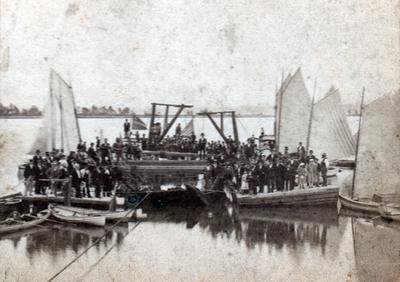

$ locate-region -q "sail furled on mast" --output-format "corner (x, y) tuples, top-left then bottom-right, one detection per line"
(29, 69), (81, 154)
(181, 118), (195, 136)
(309, 87), (355, 160)
(276, 68), (312, 152)
(353, 90), (400, 199)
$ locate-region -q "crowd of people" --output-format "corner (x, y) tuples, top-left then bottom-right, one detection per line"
(204, 143), (330, 195)
(22, 119), (331, 197)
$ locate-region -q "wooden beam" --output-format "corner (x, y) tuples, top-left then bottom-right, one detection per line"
(163, 105), (169, 131)
(231, 111), (239, 144)
(159, 105), (186, 141)
(205, 113), (230, 143)
(152, 103), (193, 108)
(220, 113), (224, 134)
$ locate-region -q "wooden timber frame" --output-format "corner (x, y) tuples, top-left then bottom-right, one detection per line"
(197, 111), (239, 146)
(148, 103), (193, 150)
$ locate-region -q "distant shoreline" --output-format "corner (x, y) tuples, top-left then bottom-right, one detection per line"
(0, 114), (277, 119)
(0, 113), (360, 119)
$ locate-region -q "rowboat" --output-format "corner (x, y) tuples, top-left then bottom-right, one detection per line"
(379, 204), (400, 222)
(49, 204), (106, 227)
(0, 209), (51, 235)
(50, 205), (134, 222)
(338, 194), (380, 214)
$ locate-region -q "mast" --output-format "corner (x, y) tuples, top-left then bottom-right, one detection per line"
(306, 79), (317, 152)
(70, 84), (81, 142)
(351, 87), (365, 199)
(50, 71), (56, 150)
(276, 69), (284, 151)
(59, 78), (64, 151)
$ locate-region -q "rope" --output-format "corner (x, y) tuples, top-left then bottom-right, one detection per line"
(79, 219), (143, 279)
(47, 191), (153, 282)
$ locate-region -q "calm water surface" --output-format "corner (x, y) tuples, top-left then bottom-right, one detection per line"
(0, 205), (399, 282)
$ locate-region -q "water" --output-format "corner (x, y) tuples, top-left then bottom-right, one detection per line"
(2, 116), (397, 281)
(0, 206), (398, 281)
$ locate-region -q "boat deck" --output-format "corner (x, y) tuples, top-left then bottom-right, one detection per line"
(20, 195), (114, 210)
(238, 186), (339, 207)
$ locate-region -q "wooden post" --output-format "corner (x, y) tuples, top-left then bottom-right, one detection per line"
(163, 105), (169, 131)
(231, 111), (239, 145)
(220, 113), (224, 134)
(148, 103), (157, 149)
(64, 176), (72, 206)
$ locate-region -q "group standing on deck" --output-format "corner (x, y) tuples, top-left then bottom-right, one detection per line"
(22, 120), (330, 198)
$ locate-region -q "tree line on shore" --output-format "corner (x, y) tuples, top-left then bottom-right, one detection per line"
(0, 104), (137, 116)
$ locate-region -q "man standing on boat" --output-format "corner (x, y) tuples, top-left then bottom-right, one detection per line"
(71, 163), (82, 197)
(23, 160), (36, 196)
(320, 153), (329, 186)
(123, 119), (130, 138)
(198, 133), (207, 160)
(297, 142), (306, 161)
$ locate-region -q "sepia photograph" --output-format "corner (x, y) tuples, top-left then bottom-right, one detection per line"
(0, 1), (399, 281)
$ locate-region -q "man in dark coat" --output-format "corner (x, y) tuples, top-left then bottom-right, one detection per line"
(253, 162), (265, 193)
(198, 133), (207, 160)
(264, 162), (277, 193)
(123, 119), (131, 138)
(71, 163), (82, 197)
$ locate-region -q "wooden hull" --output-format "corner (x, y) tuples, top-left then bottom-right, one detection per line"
(50, 205), (134, 222)
(379, 205), (400, 222)
(338, 194), (380, 214)
(0, 210), (50, 235)
(238, 186), (339, 207)
(49, 205), (106, 227)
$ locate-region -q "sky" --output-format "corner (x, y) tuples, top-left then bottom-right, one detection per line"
(0, 0), (398, 113)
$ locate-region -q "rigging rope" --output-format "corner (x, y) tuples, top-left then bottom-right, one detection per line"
(79, 219), (143, 279)
(47, 191), (153, 282)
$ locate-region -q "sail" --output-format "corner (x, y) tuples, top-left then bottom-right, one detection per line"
(309, 87), (355, 160)
(353, 90), (400, 199)
(181, 118), (195, 136)
(131, 113), (147, 130)
(29, 69), (81, 154)
(276, 68), (312, 152)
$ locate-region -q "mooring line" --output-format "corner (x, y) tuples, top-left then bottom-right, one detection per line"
(47, 192), (152, 282)
(79, 219), (143, 279)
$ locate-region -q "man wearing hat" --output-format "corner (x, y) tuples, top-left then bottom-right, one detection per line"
(320, 153), (329, 186)
(198, 133), (207, 160)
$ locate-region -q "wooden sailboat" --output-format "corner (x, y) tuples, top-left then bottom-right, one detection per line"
(308, 87), (356, 161)
(275, 68), (312, 153)
(338, 89), (400, 214)
(29, 69), (81, 154)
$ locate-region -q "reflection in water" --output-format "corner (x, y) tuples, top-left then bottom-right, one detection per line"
(0, 205), (399, 281)
(353, 218), (400, 282)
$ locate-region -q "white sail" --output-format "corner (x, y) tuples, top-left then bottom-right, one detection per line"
(181, 118), (195, 136)
(353, 90), (400, 199)
(309, 87), (355, 160)
(30, 69), (81, 154)
(276, 68), (312, 152)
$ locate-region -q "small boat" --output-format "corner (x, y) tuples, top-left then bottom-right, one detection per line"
(379, 204), (400, 222)
(49, 204), (106, 227)
(0, 209), (51, 235)
(50, 205), (135, 222)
